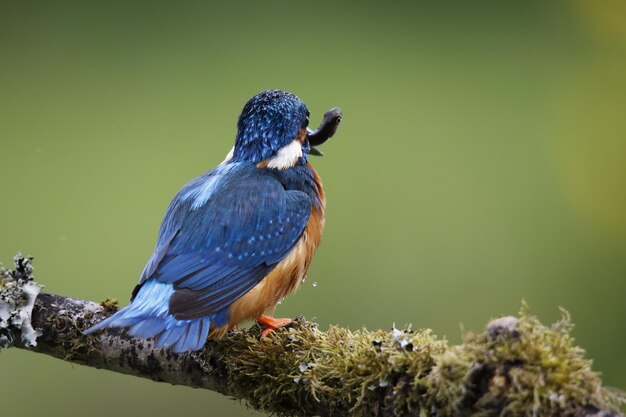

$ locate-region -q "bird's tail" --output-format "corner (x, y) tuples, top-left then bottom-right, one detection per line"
(83, 280), (211, 353)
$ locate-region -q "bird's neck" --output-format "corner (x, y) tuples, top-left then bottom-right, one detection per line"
(271, 164), (325, 211)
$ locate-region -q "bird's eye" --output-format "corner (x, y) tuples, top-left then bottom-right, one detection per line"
(302, 117), (309, 129)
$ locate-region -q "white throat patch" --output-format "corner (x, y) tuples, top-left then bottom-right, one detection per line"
(266, 140), (302, 169)
(222, 140), (303, 169)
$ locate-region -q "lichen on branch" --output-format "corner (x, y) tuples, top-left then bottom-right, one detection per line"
(1, 254), (624, 417)
(0, 254), (43, 347)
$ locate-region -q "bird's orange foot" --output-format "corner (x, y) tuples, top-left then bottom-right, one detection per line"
(258, 315), (293, 338)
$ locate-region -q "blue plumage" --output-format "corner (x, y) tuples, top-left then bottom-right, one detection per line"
(84, 90), (324, 353)
(233, 90), (309, 163)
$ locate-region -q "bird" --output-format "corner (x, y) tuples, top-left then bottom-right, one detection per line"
(84, 90), (342, 352)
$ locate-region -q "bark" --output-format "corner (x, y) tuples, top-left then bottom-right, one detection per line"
(1, 255), (624, 417)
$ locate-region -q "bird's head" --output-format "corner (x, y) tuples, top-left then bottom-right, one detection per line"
(230, 90), (310, 168)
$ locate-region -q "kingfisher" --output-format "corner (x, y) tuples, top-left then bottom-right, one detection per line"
(85, 90), (342, 352)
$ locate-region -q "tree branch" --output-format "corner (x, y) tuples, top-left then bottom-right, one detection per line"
(1, 255), (624, 417)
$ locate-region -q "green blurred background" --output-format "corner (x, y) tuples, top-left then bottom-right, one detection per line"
(1, 1), (625, 416)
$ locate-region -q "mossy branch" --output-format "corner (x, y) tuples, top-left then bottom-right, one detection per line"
(1, 255), (624, 417)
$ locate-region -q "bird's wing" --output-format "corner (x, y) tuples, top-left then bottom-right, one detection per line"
(137, 163), (311, 320)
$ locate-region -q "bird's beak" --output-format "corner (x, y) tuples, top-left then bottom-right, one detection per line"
(307, 107), (342, 156)
(308, 147), (325, 157)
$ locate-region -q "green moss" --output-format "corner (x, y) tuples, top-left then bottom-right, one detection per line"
(99, 297), (119, 313)
(214, 318), (446, 416)
(208, 310), (624, 417)
(427, 305), (625, 417)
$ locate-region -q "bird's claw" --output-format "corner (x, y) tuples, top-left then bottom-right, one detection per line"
(258, 315), (293, 338)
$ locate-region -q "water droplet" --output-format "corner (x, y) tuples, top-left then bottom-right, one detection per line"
(277, 297), (285, 305)
(312, 281), (318, 287)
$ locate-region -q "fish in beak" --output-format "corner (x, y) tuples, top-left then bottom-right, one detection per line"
(307, 107), (342, 156)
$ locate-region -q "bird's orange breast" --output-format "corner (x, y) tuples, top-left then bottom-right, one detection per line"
(224, 164), (325, 330)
